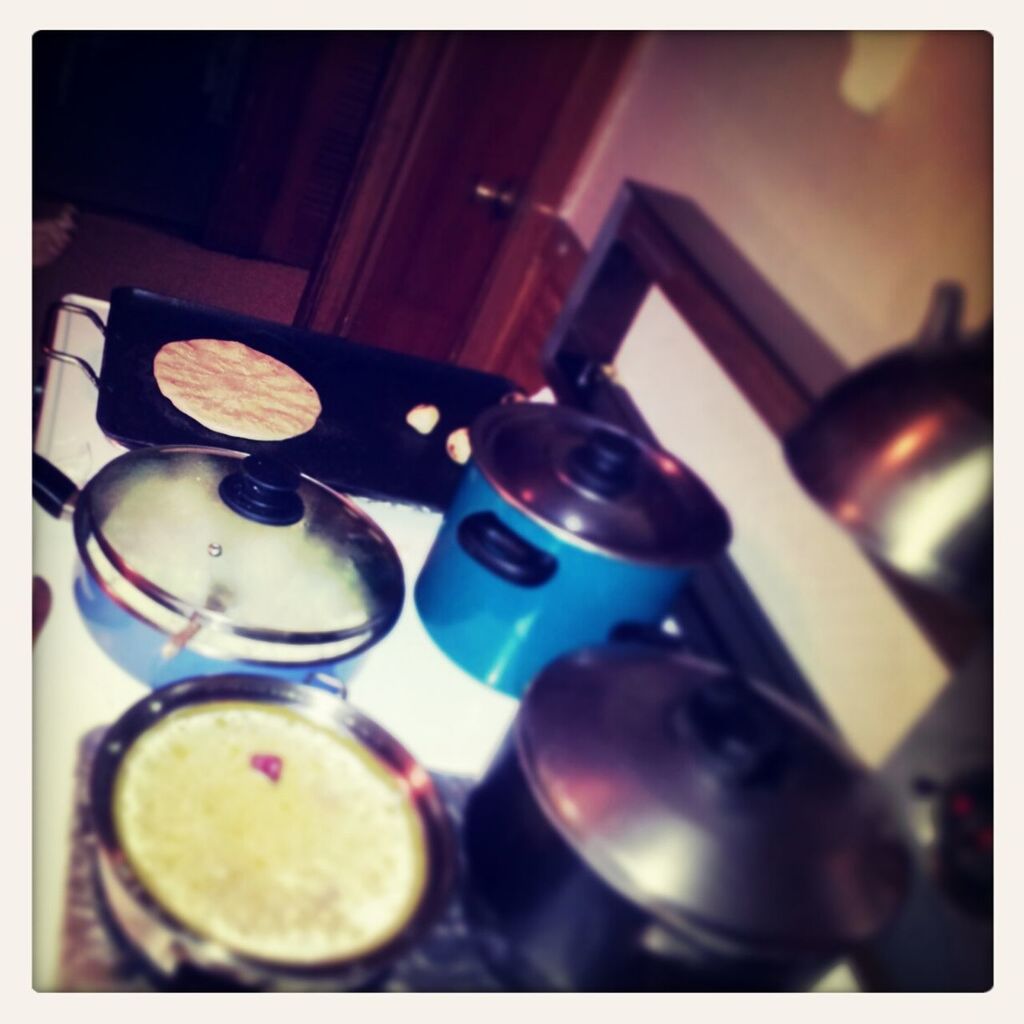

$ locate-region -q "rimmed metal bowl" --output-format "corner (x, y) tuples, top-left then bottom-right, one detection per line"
(88, 674), (456, 991)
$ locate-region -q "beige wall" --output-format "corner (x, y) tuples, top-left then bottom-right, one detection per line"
(615, 291), (948, 766)
(564, 30), (992, 369)
(560, 31), (990, 759)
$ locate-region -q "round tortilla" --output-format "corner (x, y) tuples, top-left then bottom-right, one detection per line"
(153, 339), (322, 442)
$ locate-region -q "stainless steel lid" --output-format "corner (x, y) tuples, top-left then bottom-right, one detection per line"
(515, 646), (910, 952)
(469, 404), (731, 565)
(75, 447), (405, 652)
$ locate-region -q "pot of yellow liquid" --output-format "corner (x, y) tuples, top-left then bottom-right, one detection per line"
(88, 674), (455, 990)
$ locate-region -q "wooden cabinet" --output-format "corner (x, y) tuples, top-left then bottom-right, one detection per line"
(202, 32), (399, 269)
(294, 32), (635, 380)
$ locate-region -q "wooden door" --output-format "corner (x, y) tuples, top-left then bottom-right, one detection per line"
(295, 31), (635, 374)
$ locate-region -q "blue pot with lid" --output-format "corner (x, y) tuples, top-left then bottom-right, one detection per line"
(33, 447), (406, 689)
(414, 403), (731, 697)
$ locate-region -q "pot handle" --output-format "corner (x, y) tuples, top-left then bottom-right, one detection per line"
(302, 671), (349, 701)
(457, 511), (557, 587)
(33, 452), (79, 519)
(637, 916), (756, 968)
(637, 920), (704, 965)
(915, 282), (964, 348)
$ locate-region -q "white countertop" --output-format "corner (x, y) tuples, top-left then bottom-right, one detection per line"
(31, 295), (519, 991)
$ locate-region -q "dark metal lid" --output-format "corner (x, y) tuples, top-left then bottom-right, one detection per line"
(469, 404), (731, 565)
(75, 447), (405, 651)
(515, 646), (910, 953)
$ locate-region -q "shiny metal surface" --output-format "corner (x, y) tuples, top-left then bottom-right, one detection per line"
(75, 446), (405, 651)
(784, 285), (992, 612)
(88, 674), (456, 991)
(515, 646), (911, 951)
(469, 403), (731, 566)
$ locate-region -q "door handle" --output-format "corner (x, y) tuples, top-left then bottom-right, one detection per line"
(472, 178), (519, 220)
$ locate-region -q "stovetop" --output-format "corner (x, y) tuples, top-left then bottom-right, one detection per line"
(33, 295), (858, 992)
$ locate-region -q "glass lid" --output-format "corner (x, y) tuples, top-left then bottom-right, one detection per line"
(469, 404), (731, 565)
(516, 646), (910, 952)
(75, 447), (405, 644)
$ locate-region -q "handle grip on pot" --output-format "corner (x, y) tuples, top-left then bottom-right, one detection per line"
(457, 511), (557, 587)
(302, 671), (350, 701)
(219, 455), (304, 526)
(677, 675), (789, 788)
(33, 452), (79, 519)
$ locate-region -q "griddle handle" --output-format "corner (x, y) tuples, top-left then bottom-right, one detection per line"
(33, 453), (79, 519)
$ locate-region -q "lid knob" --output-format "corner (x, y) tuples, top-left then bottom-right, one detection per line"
(674, 675), (789, 788)
(218, 456), (304, 526)
(566, 428), (640, 499)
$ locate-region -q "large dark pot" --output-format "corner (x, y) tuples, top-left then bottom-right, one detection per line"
(462, 645), (911, 991)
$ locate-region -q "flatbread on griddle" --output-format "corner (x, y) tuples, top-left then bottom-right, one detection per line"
(153, 339), (322, 442)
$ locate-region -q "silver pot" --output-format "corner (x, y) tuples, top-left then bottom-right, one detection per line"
(784, 284), (992, 613)
(463, 645), (911, 991)
(89, 674), (456, 990)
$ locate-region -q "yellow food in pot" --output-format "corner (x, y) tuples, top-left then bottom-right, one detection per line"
(112, 702), (428, 965)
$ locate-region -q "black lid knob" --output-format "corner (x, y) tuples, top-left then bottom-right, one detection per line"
(566, 428), (640, 499)
(673, 675), (789, 788)
(219, 455), (304, 526)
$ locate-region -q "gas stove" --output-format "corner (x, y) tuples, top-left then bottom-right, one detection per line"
(36, 292), (983, 993)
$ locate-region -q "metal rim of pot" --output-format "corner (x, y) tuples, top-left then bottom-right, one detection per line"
(468, 403), (732, 568)
(88, 674), (457, 990)
(68, 446), (407, 665)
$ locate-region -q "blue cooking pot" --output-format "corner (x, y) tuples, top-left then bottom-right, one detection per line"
(414, 404), (731, 697)
(33, 448), (405, 690)
(70, 560), (367, 691)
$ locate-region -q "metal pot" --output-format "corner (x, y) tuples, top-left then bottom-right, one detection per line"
(414, 404), (731, 697)
(89, 674), (456, 990)
(784, 283), (993, 613)
(33, 447), (405, 688)
(462, 645), (911, 991)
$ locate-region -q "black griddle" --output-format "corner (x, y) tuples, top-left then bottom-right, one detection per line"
(90, 287), (520, 509)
